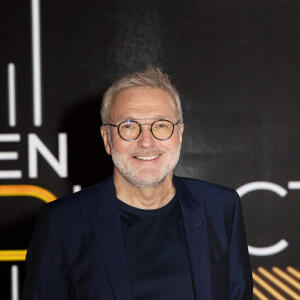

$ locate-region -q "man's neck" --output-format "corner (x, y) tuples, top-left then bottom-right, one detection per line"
(114, 171), (176, 210)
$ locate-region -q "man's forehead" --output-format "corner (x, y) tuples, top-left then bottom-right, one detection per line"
(110, 88), (177, 119)
(112, 87), (173, 102)
(117, 116), (170, 122)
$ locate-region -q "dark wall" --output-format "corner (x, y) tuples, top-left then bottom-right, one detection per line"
(1, 0), (299, 298)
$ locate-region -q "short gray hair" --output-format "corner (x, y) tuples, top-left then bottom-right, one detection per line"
(101, 65), (183, 124)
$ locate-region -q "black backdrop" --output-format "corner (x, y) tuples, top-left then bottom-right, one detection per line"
(1, 0), (300, 299)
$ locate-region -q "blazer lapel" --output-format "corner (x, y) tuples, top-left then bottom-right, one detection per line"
(90, 176), (132, 300)
(174, 176), (212, 300)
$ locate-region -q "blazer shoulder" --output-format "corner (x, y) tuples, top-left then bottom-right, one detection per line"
(42, 178), (112, 223)
(175, 176), (238, 207)
(177, 176), (235, 193)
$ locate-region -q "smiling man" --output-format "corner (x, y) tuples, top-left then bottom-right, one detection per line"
(101, 87), (183, 208)
(22, 66), (253, 300)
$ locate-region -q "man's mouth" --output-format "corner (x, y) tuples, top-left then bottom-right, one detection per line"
(134, 154), (160, 161)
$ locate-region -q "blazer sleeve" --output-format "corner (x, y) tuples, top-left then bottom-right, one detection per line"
(22, 204), (72, 300)
(228, 191), (253, 300)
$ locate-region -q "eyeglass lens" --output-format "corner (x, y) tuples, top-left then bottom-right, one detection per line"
(118, 120), (174, 141)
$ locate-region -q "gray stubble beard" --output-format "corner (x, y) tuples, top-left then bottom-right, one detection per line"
(107, 129), (181, 189)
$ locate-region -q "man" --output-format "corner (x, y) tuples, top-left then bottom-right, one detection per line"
(22, 66), (253, 299)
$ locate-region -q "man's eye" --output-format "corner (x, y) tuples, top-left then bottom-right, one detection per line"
(123, 124), (132, 129)
(155, 122), (170, 129)
(121, 123), (137, 130)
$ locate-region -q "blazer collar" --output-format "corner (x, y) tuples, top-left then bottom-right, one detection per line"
(173, 176), (212, 299)
(90, 175), (132, 300)
(94, 175), (118, 220)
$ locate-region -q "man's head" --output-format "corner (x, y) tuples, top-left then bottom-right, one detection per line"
(100, 66), (184, 189)
(101, 65), (183, 124)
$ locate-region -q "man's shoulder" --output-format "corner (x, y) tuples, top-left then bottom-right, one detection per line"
(177, 176), (234, 193)
(42, 177), (113, 221)
(175, 176), (238, 207)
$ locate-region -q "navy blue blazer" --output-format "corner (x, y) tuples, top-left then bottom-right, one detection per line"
(22, 176), (253, 299)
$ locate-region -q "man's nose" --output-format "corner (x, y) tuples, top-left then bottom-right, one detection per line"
(137, 125), (156, 148)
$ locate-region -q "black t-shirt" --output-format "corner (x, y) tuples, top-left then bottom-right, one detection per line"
(117, 195), (195, 300)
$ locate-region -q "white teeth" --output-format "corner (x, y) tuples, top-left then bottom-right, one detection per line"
(136, 155), (159, 160)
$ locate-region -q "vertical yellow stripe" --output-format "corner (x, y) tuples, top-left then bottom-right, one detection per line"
(0, 185), (57, 262)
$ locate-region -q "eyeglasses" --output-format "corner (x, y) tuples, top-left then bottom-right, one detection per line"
(105, 119), (181, 141)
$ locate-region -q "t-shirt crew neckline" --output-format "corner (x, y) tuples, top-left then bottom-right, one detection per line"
(116, 194), (178, 216)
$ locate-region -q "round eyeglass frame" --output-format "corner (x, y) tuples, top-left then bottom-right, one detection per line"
(105, 119), (181, 141)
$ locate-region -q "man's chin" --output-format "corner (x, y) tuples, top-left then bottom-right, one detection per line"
(125, 173), (168, 189)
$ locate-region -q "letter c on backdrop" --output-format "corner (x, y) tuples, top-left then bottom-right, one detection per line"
(237, 181), (289, 256)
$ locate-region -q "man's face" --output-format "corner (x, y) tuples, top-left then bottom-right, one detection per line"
(101, 87), (184, 188)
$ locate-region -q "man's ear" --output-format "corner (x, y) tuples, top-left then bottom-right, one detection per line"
(100, 125), (112, 155)
(178, 123), (184, 144)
